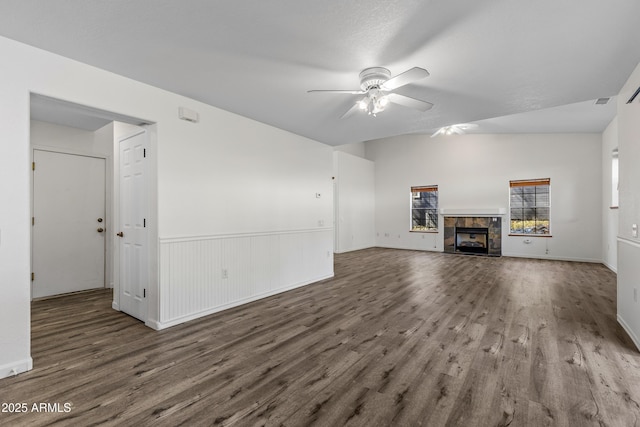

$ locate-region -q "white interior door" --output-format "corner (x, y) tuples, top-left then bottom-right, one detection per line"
(32, 150), (106, 298)
(118, 130), (148, 321)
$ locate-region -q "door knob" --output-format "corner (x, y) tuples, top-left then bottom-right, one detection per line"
(97, 227), (104, 233)
(117, 232), (124, 237)
(97, 218), (103, 223)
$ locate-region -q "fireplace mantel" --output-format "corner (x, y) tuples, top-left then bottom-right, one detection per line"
(440, 208), (506, 217)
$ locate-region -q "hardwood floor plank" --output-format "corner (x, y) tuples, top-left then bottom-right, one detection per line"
(0, 248), (637, 427)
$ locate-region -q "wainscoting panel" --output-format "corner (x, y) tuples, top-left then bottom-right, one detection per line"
(158, 229), (334, 328)
(617, 237), (640, 351)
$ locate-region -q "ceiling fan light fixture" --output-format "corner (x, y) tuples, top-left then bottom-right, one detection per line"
(309, 66), (432, 119)
(357, 89), (388, 117)
(431, 123), (478, 138)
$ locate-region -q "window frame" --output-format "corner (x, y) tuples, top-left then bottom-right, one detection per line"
(509, 178), (551, 236)
(410, 185), (439, 233)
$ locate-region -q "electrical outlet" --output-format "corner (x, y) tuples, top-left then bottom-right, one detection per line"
(633, 224), (638, 238)
(222, 268), (228, 279)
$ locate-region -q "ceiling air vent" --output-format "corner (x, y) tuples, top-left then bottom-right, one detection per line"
(595, 97), (610, 105)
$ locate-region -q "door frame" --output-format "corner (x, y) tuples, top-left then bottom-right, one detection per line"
(31, 146), (112, 300)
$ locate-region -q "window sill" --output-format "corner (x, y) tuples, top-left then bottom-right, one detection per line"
(410, 230), (439, 233)
(508, 234), (553, 238)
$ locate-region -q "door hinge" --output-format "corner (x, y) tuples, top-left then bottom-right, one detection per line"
(143, 148), (146, 158)
(32, 162), (35, 171)
(143, 218), (146, 228)
(31, 272), (34, 281)
(32, 217), (35, 226)
(143, 288), (146, 298)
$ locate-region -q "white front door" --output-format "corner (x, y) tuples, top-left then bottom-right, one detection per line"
(118, 130), (148, 321)
(32, 150), (106, 298)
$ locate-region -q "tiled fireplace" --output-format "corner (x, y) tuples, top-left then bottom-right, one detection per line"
(443, 216), (502, 256)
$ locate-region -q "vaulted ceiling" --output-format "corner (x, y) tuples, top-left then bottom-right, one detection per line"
(1, 1), (639, 145)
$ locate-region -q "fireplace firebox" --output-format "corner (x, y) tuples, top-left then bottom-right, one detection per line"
(455, 227), (489, 254)
(444, 216), (501, 256)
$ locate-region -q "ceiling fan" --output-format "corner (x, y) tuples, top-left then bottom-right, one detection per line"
(431, 123), (478, 137)
(308, 67), (433, 118)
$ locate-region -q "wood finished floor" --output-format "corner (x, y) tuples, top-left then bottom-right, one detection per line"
(2, 248), (639, 426)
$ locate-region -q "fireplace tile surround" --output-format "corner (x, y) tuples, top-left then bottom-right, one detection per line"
(444, 216), (502, 256)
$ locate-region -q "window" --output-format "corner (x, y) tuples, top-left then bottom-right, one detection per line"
(411, 185), (438, 231)
(509, 178), (550, 235)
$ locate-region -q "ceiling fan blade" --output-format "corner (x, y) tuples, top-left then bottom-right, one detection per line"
(340, 101), (363, 119)
(388, 93), (433, 112)
(431, 123), (477, 137)
(307, 89), (366, 94)
(381, 67), (429, 91)
(431, 128), (446, 138)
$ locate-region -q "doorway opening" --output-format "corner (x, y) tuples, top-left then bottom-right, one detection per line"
(29, 93), (156, 325)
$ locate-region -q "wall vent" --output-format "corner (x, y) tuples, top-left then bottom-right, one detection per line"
(595, 97), (610, 105)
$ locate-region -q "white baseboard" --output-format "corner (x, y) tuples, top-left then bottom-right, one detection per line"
(335, 244), (375, 254)
(111, 301), (119, 311)
(603, 261), (617, 273)
(0, 358), (33, 379)
(154, 273), (333, 330)
(618, 314), (640, 352)
(145, 318), (162, 331)
(502, 252), (602, 263)
(376, 244), (442, 253)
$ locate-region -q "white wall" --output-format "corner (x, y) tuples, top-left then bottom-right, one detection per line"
(0, 36), (333, 378)
(366, 133), (602, 261)
(333, 151), (375, 253)
(602, 118), (619, 272)
(334, 141), (367, 159)
(616, 62), (640, 350)
(31, 120), (113, 155)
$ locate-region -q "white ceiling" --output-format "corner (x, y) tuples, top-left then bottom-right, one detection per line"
(2, 1), (639, 145)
